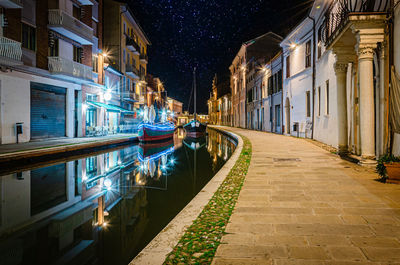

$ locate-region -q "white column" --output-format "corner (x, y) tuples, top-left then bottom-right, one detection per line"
(66, 87), (74, 138)
(334, 62), (349, 154)
(358, 46), (376, 159)
(379, 43), (386, 156)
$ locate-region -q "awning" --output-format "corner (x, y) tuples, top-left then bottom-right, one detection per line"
(109, 104), (136, 115)
(87, 101), (135, 114)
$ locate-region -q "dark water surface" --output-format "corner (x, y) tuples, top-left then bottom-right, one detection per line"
(0, 129), (236, 265)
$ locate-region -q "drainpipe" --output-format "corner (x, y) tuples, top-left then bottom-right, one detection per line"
(308, 15), (316, 140)
(281, 51), (284, 134)
(388, 0), (395, 154)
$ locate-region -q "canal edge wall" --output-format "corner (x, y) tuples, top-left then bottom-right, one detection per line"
(0, 135), (138, 164)
(130, 126), (243, 265)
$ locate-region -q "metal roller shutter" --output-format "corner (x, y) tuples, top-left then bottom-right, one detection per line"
(31, 82), (66, 140)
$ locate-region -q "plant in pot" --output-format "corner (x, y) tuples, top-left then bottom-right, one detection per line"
(376, 154), (400, 183)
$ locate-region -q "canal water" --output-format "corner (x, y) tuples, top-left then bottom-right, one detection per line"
(0, 129), (236, 265)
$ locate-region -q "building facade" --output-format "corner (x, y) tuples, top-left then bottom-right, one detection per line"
(0, 0), (154, 144)
(228, 0), (400, 161)
(230, 32), (282, 129)
(262, 53), (283, 134)
(0, 0), (101, 144)
(207, 75), (219, 125)
(281, 0), (396, 161)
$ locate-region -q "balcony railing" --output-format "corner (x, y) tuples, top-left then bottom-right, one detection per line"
(125, 64), (139, 79)
(140, 53), (148, 63)
(323, 0), (390, 46)
(0, 0), (23, 8)
(48, 56), (93, 81)
(121, 91), (138, 103)
(0, 36), (22, 65)
(48, 9), (93, 45)
(125, 35), (140, 53)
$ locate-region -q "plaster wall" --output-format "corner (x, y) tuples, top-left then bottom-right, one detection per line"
(314, 49), (339, 148)
(283, 68), (312, 138)
(0, 70), (80, 144)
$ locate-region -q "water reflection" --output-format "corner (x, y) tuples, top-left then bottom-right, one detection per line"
(0, 129), (236, 265)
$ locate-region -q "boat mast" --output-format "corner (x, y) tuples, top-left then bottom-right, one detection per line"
(194, 67), (197, 120)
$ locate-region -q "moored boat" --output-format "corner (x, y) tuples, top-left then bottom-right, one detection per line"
(138, 122), (175, 142)
(183, 120), (207, 137)
(183, 67), (207, 138)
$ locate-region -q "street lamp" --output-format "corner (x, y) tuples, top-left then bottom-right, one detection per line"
(104, 90), (112, 101)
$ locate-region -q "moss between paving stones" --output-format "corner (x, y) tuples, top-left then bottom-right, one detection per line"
(164, 134), (252, 265)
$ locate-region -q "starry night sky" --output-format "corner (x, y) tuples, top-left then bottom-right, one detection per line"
(129, 0), (312, 113)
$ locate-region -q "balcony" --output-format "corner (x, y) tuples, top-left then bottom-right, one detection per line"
(125, 35), (140, 54)
(0, 0), (22, 8)
(139, 72), (146, 82)
(0, 36), (22, 66)
(48, 9), (93, 45)
(48, 56), (93, 81)
(323, 0), (390, 47)
(125, 64), (139, 79)
(121, 91), (138, 104)
(140, 53), (148, 64)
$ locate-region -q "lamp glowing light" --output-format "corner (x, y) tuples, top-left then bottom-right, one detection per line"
(104, 91), (112, 101)
(102, 222), (107, 227)
(290, 43), (297, 49)
(170, 158), (175, 165)
(104, 178), (112, 190)
(82, 103), (88, 111)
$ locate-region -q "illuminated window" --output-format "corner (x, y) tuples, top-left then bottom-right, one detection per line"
(305, 40), (312, 68)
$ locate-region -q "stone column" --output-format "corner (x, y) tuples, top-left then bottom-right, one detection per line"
(334, 62), (349, 154)
(358, 46), (376, 159)
(379, 42), (387, 156)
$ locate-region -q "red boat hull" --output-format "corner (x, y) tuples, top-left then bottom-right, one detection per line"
(138, 126), (175, 142)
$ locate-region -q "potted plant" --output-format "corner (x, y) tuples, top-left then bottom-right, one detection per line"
(376, 154), (400, 183)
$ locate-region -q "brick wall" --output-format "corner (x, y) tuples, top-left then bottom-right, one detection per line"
(82, 45), (92, 67)
(36, 0), (49, 70)
(4, 9), (22, 42)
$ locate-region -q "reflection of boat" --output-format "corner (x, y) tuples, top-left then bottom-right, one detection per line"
(135, 141), (175, 190)
(138, 122), (176, 142)
(183, 136), (206, 151)
(183, 68), (207, 137)
(138, 139), (174, 160)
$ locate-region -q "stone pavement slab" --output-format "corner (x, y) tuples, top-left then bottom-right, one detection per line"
(212, 128), (400, 265)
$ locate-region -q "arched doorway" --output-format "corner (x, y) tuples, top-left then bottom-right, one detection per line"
(285, 97), (291, 134)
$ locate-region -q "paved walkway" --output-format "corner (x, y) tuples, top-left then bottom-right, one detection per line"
(213, 128), (400, 265)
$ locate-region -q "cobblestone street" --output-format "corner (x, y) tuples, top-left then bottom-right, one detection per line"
(213, 128), (400, 265)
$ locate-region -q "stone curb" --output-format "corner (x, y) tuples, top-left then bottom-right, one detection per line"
(0, 135), (138, 163)
(130, 126), (244, 265)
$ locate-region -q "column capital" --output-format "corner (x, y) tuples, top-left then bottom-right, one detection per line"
(334, 62), (348, 74)
(332, 45), (357, 63)
(357, 45), (375, 60)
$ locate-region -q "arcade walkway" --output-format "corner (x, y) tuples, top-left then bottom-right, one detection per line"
(213, 128), (400, 265)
